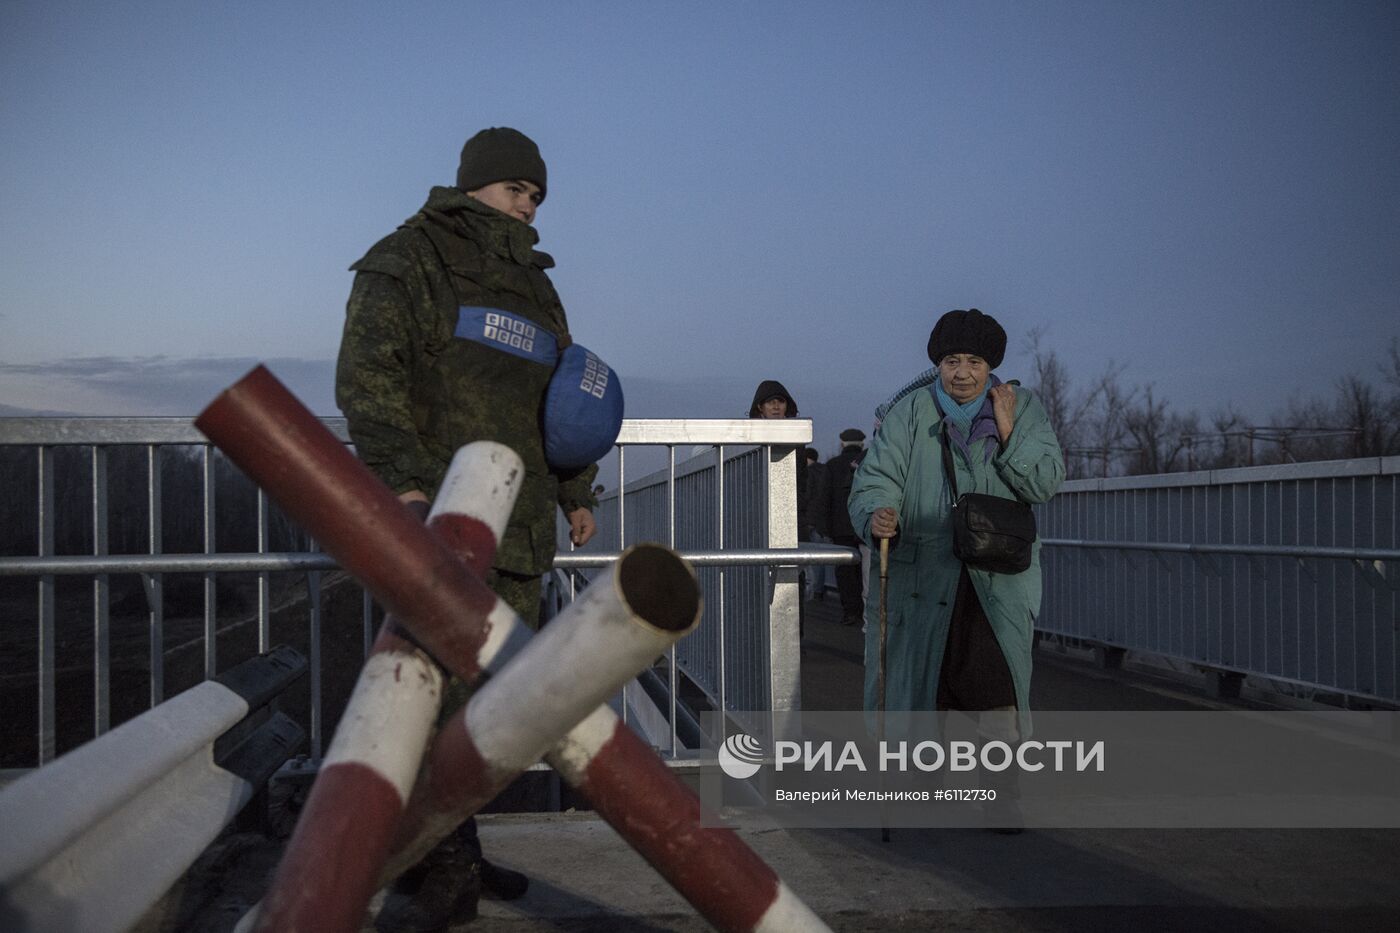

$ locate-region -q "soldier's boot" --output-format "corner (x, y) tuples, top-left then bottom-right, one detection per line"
(479, 860), (529, 900)
(455, 810), (529, 900)
(376, 835), (481, 932)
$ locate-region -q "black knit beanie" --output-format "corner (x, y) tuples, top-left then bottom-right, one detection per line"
(456, 127), (547, 203)
(926, 308), (1007, 369)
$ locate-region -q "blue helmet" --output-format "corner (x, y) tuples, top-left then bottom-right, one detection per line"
(543, 344), (624, 471)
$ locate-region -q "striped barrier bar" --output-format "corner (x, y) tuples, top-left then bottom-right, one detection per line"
(202, 366), (830, 932)
(382, 543), (700, 876)
(0, 649), (305, 933)
(196, 365), (503, 679)
(549, 704), (823, 932)
(396, 459), (832, 932)
(252, 442), (524, 933)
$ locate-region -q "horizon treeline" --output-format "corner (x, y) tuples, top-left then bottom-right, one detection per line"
(1027, 332), (1400, 479)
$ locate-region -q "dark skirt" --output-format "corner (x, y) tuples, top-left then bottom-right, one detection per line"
(936, 565), (1017, 711)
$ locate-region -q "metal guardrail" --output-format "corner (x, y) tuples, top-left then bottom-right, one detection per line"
(15, 413), (1389, 778)
(0, 416), (852, 771)
(558, 425), (838, 749)
(0, 417), (360, 768)
(1036, 456), (1400, 704)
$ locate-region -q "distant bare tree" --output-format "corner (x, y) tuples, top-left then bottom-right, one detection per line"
(1121, 386), (1195, 474)
(1381, 336), (1400, 452)
(1077, 368), (1134, 477)
(1333, 375), (1387, 457)
(1186, 406), (1246, 469)
(1026, 328), (1073, 444)
(1025, 328), (1131, 478)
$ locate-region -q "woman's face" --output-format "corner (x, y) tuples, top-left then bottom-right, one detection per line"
(938, 354), (991, 403)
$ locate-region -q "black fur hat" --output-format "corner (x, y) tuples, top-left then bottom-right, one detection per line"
(926, 308), (1006, 368)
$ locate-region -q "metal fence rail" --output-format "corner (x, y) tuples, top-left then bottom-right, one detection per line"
(562, 424), (815, 744)
(1, 416), (841, 771)
(0, 417), (362, 768)
(1037, 456), (1400, 704)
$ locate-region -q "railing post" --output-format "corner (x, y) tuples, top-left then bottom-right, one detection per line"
(767, 442), (801, 720)
(145, 444), (164, 707)
(91, 445), (109, 736)
(257, 489), (270, 652)
(667, 444), (678, 756)
(716, 444), (726, 730)
(202, 446), (217, 678)
(37, 445), (55, 764)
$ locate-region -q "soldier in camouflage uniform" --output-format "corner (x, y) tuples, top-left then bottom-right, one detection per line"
(336, 127), (597, 930)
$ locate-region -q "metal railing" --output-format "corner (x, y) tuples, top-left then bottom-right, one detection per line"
(0, 416), (852, 772)
(1037, 456), (1400, 704)
(555, 421), (858, 749)
(0, 418), (358, 769)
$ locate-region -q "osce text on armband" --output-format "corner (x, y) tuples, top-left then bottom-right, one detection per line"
(771, 740), (1106, 773)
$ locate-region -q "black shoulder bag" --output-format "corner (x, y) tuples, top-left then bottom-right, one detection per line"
(939, 421), (1036, 574)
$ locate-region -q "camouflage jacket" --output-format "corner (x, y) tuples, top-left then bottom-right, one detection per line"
(335, 186), (598, 576)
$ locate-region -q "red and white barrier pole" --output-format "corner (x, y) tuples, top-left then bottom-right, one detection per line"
(386, 437), (831, 932)
(383, 543), (700, 876)
(202, 367), (828, 932)
(252, 442), (524, 933)
(195, 366), (503, 678)
(549, 707), (825, 932)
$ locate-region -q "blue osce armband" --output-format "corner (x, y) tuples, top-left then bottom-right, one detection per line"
(454, 306), (558, 366)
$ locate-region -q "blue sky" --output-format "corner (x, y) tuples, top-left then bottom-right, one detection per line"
(2, 1), (1397, 455)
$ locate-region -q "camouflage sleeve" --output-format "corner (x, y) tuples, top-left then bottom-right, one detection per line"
(334, 267), (434, 495)
(557, 463), (599, 514)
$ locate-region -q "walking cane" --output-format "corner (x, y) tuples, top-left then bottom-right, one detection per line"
(877, 534), (890, 843)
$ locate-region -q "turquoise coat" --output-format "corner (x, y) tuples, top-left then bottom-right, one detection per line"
(848, 385), (1064, 724)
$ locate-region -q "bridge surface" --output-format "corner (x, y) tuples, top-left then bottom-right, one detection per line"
(135, 595), (1400, 933)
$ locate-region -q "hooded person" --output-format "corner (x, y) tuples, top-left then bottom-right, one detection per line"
(336, 126), (602, 929)
(748, 379), (799, 419)
(847, 308), (1065, 831)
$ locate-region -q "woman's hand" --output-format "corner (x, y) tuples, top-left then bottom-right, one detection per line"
(871, 506), (899, 539)
(990, 384), (1017, 443)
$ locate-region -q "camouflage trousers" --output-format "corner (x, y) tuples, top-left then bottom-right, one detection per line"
(437, 568), (542, 722)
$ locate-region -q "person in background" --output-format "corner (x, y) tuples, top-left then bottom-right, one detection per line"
(802, 446), (830, 600)
(797, 446), (818, 543)
(747, 380), (798, 422)
(336, 126), (599, 929)
(847, 308), (1064, 830)
(822, 428), (868, 626)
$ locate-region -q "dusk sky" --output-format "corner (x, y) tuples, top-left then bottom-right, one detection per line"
(2, 1), (1397, 457)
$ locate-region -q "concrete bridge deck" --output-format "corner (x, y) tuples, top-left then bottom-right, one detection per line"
(138, 596), (1400, 933)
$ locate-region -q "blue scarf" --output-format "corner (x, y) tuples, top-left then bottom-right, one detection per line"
(934, 374), (1003, 462)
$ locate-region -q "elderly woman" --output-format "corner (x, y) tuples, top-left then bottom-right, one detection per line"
(848, 309), (1063, 826)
